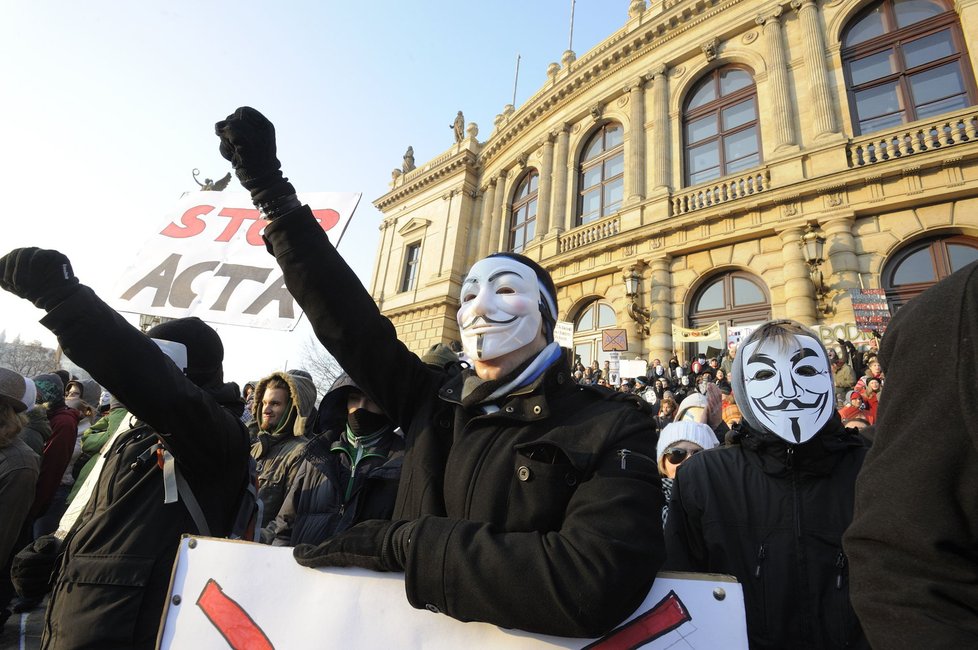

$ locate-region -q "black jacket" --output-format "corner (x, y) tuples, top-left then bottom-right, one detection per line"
(267, 426), (403, 545)
(37, 287), (250, 650)
(263, 206), (664, 637)
(844, 260), (978, 647)
(664, 417), (869, 649)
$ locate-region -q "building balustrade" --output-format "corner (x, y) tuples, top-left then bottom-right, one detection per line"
(558, 214), (621, 252)
(848, 109), (978, 167)
(672, 168), (771, 215)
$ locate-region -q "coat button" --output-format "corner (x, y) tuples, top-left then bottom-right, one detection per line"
(425, 603), (441, 613)
(517, 466), (532, 481)
(446, 388), (454, 394)
(505, 406), (514, 413)
(565, 473), (577, 486)
(557, 373), (566, 384)
(532, 405), (542, 415)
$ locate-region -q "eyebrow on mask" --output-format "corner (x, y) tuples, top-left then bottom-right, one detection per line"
(488, 270), (524, 283)
(747, 351), (776, 367)
(790, 347), (819, 365)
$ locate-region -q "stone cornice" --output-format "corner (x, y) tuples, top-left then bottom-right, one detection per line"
(373, 147), (479, 211)
(380, 295), (459, 321)
(478, 0), (768, 166)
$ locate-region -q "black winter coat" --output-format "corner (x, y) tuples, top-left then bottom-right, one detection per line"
(664, 417), (869, 649)
(38, 287), (250, 650)
(263, 207), (665, 638)
(267, 426), (403, 546)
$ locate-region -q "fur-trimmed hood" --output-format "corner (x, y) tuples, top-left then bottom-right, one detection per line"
(251, 370), (317, 437)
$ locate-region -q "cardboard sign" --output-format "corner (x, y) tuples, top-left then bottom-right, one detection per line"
(158, 537), (748, 649)
(554, 320), (575, 349)
(619, 359), (649, 380)
(601, 329), (628, 352)
(113, 191), (361, 331)
(847, 289), (891, 334)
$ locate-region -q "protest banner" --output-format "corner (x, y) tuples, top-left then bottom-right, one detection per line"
(671, 322), (721, 343)
(554, 320), (574, 349)
(159, 537), (748, 649)
(112, 191), (361, 331)
(847, 289), (891, 334)
(619, 358), (649, 380)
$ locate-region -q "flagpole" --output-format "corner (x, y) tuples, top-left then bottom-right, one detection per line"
(568, 0), (576, 52)
(512, 54), (521, 106)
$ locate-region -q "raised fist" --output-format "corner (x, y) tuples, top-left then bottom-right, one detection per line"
(0, 247), (79, 310)
(215, 107), (295, 206)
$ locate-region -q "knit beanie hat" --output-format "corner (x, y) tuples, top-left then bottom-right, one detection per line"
(32, 373), (64, 405)
(656, 421), (719, 464)
(485, 252), (558, 341)
(0, 368), (35, 413)
(146, 317), (224, 387)
(675, 393), (709, 424)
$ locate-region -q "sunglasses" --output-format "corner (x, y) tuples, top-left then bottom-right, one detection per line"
(664, 447), (701, 465)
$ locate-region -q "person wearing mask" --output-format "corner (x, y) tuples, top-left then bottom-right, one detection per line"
(250, 369), (317, 527)
(265, 374), (403, 546)
(214, 107), (664, 638)
(0, 247), (250, 649)
(664, 319), (869, 648)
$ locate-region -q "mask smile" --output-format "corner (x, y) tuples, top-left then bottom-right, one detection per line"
(461, 313), (519, 330)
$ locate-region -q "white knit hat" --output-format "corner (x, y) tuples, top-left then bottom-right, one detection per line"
(0, 368), (36, 413)
(656, 420), (719, 463)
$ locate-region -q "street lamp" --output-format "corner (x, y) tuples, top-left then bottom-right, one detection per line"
(623, 268), (651, 336)
(800, 223), (833, 315)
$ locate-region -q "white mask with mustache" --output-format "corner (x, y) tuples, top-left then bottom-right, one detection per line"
(457, 257), (544, 361)
(738, 334), (834, 444)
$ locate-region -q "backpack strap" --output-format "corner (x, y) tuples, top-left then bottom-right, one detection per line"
(160, 447), (212, 537)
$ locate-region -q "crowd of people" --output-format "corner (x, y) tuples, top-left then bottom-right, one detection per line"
(0, 106), (973, 649)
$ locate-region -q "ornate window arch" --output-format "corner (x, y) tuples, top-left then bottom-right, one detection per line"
(842, 0), (977, 135)
(683, 66), (761, 186)
(576, 123), (624, 226)
(572, 299), (617, 368)
(882, 233), (978, 311)
(509, 170), (539, 253)
(686, 271), (771, 357)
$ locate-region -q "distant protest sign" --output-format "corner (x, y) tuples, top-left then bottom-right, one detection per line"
(848, 289), (891, 334)
(159, 536), (748, 649)
(112, 191), (360, 331)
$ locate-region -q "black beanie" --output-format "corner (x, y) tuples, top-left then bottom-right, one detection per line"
(146, 317), (224, 387)
(485, 252), (558, 341)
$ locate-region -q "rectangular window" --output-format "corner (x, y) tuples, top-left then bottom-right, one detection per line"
(400, 242), (421, 292)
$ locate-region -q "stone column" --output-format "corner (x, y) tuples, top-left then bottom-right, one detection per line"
(757, 6), (796, 149)
(626, 77), (646, 203)
(536, 135), (555, 240)
(490, 171), (508, 253)
(550, 125), (572, 233)
(648, 65), (670, 192)
(779, 227), (818, 325)
(823, 214), (860, 292)
(648, 256), (674, 362)
(477, 179), (496, 259)
(791, 0), (837, 137)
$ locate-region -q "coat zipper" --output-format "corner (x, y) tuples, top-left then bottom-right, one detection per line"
(835, 551), (847, 589)
(618, 448), (656, 469)
(754, 543), (767, 578)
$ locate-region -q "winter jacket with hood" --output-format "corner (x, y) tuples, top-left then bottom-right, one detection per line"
(265, 373), (404, 546)
(261, 205), (665, 638)
(664, 417), (869, 648)
(29, 403), (80, 520)
(250, 369), (316, 525)
(844, 259), (978, 647)
(18, 407), (51, 457)
(36, 290), (249, 650)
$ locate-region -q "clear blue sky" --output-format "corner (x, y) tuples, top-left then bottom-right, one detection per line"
(1, 1), (630, 385)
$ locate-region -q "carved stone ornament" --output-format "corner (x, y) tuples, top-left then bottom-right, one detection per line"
(617, 95), (629, 108)
(466, 122), (479, 140)
(589, 103), (604, 121)
(781, 202), (799, 218)
(671, 65), (687, 78)
(756, 5), (784, 26)
(742, 29), (759, 44)
(547, 62), (560, 80)
(701, 37), (720, 62)
(516, 153), (529, 169)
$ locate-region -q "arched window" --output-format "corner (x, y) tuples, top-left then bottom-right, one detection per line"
(683, 67), (761, 186)
(509, 170), (538, 253)
(572, 300), (617, 368)
(842, 0), (977, 135)
(882, 234), (978, 311)
(576, 123), (624, 226)
(687, 271), (771, 357)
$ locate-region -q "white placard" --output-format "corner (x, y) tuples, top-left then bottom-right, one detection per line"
(619, 359), (649, 380)
(113, 191), (361, 331)
(159, 536), (747, 649)
(554, 320), (574, 349)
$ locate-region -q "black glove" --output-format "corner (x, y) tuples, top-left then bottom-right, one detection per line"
(0, 247), (80, 310)
(293, 519), (412, 572)
(10, 535), (62, 600)
(215, 107), (297, 215)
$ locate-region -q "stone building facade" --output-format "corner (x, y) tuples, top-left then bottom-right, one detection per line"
(371, 0), (978, 367)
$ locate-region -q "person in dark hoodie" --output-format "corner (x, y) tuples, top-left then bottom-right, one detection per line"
(0, 247), (250, 650)
(664, 319), (869, 649)
(214, 107), (663, 638)
(250, 369), (316, 526)
(26, 374), (79, 539)
(844, 260), (978, 647)
(264, 373), (403, 545)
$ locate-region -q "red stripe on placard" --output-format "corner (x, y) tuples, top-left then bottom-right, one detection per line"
(583, 590), (692, 650)
(196, 578), (274, 650)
